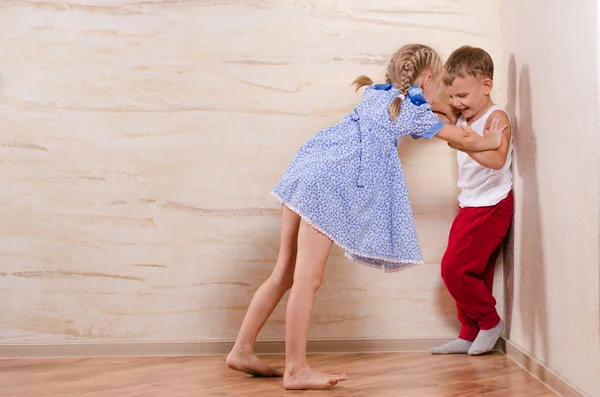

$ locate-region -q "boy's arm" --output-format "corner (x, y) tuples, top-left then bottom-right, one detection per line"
(435, 119), (505, 152)
(410, 100), (505, 152)
(448, 111), (511, 170)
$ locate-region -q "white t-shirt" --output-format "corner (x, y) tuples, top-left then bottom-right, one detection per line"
(456, 104), (513, 208)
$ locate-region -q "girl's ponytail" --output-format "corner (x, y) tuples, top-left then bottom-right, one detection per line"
(351, 75), (374, 92)
(389, 97), (402, 123)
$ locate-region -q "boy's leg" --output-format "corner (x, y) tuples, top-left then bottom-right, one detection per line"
(227, 206), (300, 376)
(433, 192), (513, 355)
(431, 208), (478, 354)
(468, 196), (513, 355)
(456, 245), (501, 339)
(456, 304), (481, 341)
(283, 219), (346, 390)
(483, 246), (501, 296)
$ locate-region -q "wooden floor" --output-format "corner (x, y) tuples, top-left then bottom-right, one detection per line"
(0, 352), (557, 396)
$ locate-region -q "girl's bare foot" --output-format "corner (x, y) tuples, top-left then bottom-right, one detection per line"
(283, 367), (347, 390)
(226, 350), (283, 377)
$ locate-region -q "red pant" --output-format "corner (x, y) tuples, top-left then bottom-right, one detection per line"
(441, 190), (514, 341)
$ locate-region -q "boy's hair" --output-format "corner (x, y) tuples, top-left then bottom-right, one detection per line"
(443, 46), (494, 86)
(351, 44), (442, 122)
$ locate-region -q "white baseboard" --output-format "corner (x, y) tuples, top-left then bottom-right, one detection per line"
(503, 338), (586, 397)
(0, 338), (458, 359)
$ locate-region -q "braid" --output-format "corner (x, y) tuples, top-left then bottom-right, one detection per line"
(351, 44), (442, 123)
(386, 45), (442, 122)
(397, 47), (431, 96)
(397, 60), (416, 96)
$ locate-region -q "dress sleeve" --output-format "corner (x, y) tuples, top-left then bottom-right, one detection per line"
(402, 86), (445, 140)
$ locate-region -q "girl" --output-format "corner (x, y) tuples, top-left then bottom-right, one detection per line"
(226, 44), (508, 390)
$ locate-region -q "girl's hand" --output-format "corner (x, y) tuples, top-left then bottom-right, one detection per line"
(447, 126), (475, 151)
(434, 111), (453, 124)
(431, 102), (458, 125)
(442, 108), (458, 125)
(445, 107), (459, 125)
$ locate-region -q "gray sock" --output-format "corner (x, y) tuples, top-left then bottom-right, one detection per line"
(468, 319), (504, 356)
(431, 338), (473, 354)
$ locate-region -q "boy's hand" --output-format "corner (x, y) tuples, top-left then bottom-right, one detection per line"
(446, 118), (507, 151)
(485, 116), (508, 148)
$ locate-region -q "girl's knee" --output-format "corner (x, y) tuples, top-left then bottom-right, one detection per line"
(271, 272), (294, 291)
(293, 272), (324, 293)
(270, 265), (295, 292)
(309, 274), (323, 292)
(270, 249), (298, 290)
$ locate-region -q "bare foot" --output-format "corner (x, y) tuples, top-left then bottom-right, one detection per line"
(226, 350), (283, 377)
(283, 367), (347, 390)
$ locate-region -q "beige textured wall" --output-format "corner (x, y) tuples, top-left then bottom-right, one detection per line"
(501, 1), (600, 396)
(0, 0), (503, 343)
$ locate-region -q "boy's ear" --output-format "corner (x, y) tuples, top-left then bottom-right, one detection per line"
(482, 77), (494, 95)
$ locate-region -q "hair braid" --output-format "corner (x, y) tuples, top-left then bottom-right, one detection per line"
(389, 45), (442, 122)
(349, 44), (442, 123)
(397, 47), (431, 96)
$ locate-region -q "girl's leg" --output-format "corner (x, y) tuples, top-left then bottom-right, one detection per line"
(283, 220), (346, 390)
(226, 206), (301, 377)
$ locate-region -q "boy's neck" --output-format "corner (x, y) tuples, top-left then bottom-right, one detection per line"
(466, 97), (494, 125)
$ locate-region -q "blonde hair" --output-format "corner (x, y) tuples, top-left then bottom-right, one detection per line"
(351, 44), (442, 122)
(443, 45), (494, 86)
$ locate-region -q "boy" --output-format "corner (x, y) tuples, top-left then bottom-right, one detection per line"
(432, 46), (514, 356)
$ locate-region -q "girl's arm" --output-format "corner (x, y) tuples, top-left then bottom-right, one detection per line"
(434, 111), (453, 124)
(431, 101), (460, 125)
(436, 116), (507, 152)
(447, 111), (512, 170)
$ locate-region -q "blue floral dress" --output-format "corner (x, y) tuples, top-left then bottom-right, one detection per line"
(271, 85), (445, 272)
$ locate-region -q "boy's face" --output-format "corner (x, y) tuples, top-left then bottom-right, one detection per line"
(444, 74), (493, 120)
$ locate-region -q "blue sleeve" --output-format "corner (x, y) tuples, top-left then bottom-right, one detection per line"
(410, 113), (445, 140)
(402, 86), (445, 140)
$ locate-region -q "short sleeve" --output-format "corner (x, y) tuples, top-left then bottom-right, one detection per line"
(403, 86), (445, 140)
